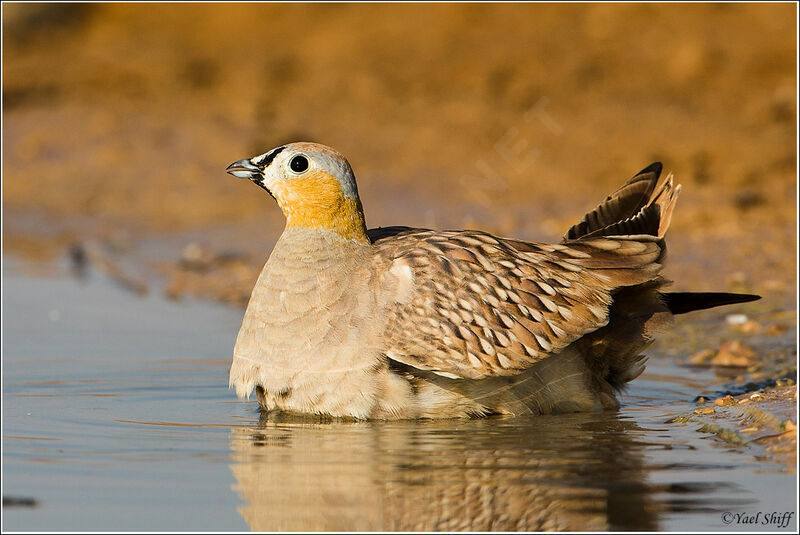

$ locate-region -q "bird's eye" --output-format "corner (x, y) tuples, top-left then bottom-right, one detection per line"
(289, 155), (309, 174)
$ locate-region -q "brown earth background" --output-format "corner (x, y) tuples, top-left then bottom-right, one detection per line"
(3, 3), (796, 301)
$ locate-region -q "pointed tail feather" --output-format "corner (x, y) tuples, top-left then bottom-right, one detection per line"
(661, 292), (761, 315)
(650, 173), (681, 237)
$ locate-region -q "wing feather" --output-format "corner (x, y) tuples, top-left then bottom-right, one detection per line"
(372, 229), (664, 379)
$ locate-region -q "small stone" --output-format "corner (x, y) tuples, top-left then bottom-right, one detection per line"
(725, 314), (748, 326)
(738, 398), (751, 405)
(711, 340), (759, 367)
(734, 320), (762, 334)
(182, 242), (205, 262)
(715, 395), (735, 406)
(694, 407), (715, 415)
(749, 392), (764, 401)
(764, 323), (789, 336)
(725, 315), (762, 333)
(180, 243), (214, 271)
(688, 349), (715, 365)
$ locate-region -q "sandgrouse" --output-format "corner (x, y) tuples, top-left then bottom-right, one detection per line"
(227, 142), (759, 419)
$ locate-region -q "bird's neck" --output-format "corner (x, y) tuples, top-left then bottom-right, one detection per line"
(272, 173), (369, 243)
(284, 196), (368, 242)
(272, 226), (372, 265)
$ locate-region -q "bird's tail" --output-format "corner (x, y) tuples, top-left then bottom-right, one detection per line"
(660, 291), (761, 315)
(564, 163), (761, 315)
(564, 162), (681, 241)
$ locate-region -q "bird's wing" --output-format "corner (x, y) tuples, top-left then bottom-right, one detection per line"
(371, 228), (665, 379)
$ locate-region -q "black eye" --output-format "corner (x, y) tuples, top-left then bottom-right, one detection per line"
(289, 155), (309, 173)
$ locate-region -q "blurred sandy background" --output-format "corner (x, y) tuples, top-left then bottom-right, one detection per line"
(2, 3), (796, 304)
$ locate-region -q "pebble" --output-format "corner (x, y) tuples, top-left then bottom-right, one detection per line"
(725, 314), (762, 333)
(710, 340), (759, 367)
(725, 314), (749, 325)
(180, 242), (214, 270)
(715, 395), (735, 406)
(764, 323), (789, 336)
(735, 320), (762, 334)
(694, 407), (715, 415)
(688, 349), (715, 365)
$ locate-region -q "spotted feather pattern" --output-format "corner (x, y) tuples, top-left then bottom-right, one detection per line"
(371, 227), (665, 379)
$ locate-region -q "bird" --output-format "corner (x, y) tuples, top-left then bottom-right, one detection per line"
(226, 142), (760, 420)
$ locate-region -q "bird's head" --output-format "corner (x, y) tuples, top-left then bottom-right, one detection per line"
(227, 142), (368, 242)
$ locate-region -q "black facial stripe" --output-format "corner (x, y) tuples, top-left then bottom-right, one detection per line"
(253, 179), (276, 200)
(257, 146), (286, 169)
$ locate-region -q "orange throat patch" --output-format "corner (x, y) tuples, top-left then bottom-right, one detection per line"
(272, 170), (369, 242)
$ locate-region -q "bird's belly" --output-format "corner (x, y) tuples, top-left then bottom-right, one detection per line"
(402, 346), (617, 418)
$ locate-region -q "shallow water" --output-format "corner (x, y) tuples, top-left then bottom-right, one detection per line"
(2, 258), (796, 531)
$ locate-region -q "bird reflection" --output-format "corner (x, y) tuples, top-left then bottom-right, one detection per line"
(229, 411), (659, 531)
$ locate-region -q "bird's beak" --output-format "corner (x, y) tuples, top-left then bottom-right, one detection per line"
(226, 158), (262, 180)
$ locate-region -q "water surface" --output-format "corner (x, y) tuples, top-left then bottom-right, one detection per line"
(2, 258), (795, 531)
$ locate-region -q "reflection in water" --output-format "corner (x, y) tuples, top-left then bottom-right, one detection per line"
(229, 411), (659, 531)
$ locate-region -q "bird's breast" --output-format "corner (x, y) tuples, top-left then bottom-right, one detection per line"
(231, 229), (384, 402)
